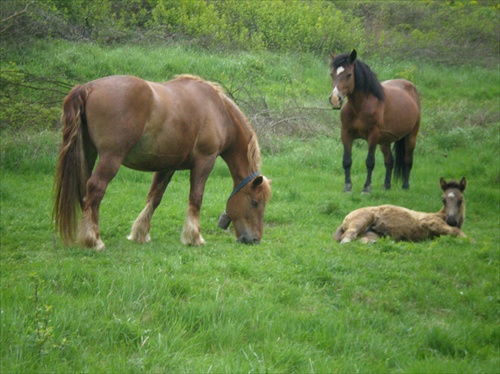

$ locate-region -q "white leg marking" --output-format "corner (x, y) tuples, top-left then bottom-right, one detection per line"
(128, 203), (153, 243)
(78, 209), (106, 251)
(181, 213), (205, 246)
(340, 237), (352, 244)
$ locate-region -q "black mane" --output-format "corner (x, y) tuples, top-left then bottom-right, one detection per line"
(331, 53), (385, 101)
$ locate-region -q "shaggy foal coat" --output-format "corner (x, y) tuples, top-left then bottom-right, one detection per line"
(334, 178), (466, 244)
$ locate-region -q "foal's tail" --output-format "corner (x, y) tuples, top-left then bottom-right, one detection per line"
(53, 85), (91, 245)
(393, 137), (405, 182)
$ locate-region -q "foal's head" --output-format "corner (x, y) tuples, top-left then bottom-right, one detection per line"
(440, 177), (466, 228)
(225, 176), (272, 244)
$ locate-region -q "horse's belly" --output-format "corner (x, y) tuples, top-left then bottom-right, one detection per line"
(371, 207), (428, 241)
(123, 136), (193, 171)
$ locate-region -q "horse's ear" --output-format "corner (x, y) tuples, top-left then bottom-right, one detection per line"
(330, 52), (335, 60)
(439, 177), (447, 191)
(459, 177), (467, 191)
(349, 49), (357, 64)
(252, 176), (263, 188)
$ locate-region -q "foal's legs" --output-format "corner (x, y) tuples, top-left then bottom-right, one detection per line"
(78, 156), (121, 251)
(128, 169), (175, 244)
(380, 143), (394, 190)
(339, 211), (376, 244)
(181, 156), (217, 245)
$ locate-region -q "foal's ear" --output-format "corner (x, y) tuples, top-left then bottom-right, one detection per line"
(439, 177), (447, 191)
(330, 52), (335, 60)
(459, 177), (467, 191)
(349, 49), (357, 64)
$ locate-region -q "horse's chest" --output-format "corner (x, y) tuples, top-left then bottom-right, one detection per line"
(342, 109), (381, 138)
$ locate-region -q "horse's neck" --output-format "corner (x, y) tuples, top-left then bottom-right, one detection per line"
(347, 91), (376, 114)
(221, 127), (258, 187)
(219, 96), (261, 186)
(434, 208), (447, 221)
(223, 151), (252, 187)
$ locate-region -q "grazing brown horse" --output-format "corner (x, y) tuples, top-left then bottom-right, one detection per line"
(334, 177), (467, 244)
(329, 50), (421, 193)
(53, 75), (272, 251)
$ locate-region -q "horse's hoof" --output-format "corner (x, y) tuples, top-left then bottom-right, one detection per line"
(127, 233), (151, 243)
(94, 239), (106, 252)
(340, 238), (352, 244)
(342, 183), (352, 193)
(361, 186), (371, 194)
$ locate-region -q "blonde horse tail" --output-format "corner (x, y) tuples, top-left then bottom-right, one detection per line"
(53, 84), (91, 245)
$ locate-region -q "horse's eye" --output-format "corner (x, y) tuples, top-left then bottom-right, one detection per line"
(251, 200), (258, 208)
(346, 73), (352, 78)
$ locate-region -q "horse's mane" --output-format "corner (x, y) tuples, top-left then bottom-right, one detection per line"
(174, 74), (262, 173)
(331, 54), (385, 101)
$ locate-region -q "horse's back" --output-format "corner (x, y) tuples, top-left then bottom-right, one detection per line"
(382, 79), (420, 110)
(380, 79), (420, 134)
(82, 75), (231, 171)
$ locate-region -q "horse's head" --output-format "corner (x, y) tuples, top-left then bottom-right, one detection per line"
(440, 177), (466, 228)
(222, 175), (272, 244)
(329, 49), (357, 109)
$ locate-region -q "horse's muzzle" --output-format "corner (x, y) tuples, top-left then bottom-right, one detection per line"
(237, 235), (260, 245)
(329, 94), (343, 110)
(446, 216), (461, 228)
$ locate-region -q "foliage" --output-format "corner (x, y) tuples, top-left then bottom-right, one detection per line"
(1, 0), (498, 64)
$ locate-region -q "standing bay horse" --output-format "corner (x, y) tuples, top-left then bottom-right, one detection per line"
(329, 50), (421, 193)
(334, 177), (467, 244)
(53, 75), (272, 251)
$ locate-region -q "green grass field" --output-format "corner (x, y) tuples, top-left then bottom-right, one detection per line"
(1, 41), (499, 372)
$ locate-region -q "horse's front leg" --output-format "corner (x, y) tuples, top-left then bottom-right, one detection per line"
(181, 157), (216, 245)
(362, 143), (377, 193)
(128, 170), (175, 244)
(341, 131), (353, 192)
(380, 143), (393, 190)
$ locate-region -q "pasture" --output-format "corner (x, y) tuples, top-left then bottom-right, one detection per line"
(1, 42), (499, 372)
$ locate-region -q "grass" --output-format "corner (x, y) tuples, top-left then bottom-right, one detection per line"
(1, 40), (499, 372)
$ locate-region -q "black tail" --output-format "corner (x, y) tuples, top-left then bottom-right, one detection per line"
(393, 138), (405, 182)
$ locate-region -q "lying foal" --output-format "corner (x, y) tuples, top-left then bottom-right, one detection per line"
(334, 177), (466, 244)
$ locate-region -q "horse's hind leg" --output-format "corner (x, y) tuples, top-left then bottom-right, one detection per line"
(380, 144), (393, 190)
(78, 156), (121, 251)
(402, 125), (419, 189)
(339, 211), (375, 244)
(128, 170), (175, 243)
(359, 230), (381, 244)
